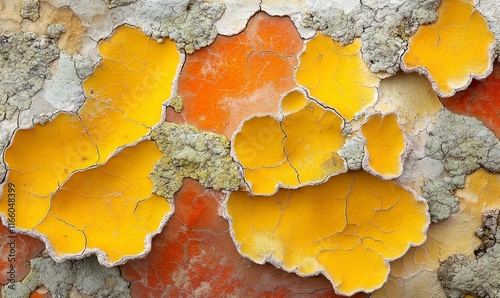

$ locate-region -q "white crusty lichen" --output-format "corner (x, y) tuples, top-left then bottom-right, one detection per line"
(21, 0), (39, 21)
(302, 0), (440, 74)
(423, 110), (500, 222)
(150, 122), (241, 199)
(136, 0), (224, 53)
(1, 257), (130, 298)
(338, 135), (366, 171)
(438, 210), (500, 298)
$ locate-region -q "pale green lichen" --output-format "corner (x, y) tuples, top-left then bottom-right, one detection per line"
(102, 0), (137, 8)
(169, 95), (183, 113)
(1, 257), (130, 298)
(21, 0), (39, 21)
(150, 122), (241, 199)
(424, 110), (500, 222)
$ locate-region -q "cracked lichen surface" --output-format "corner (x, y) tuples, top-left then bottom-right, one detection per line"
(2, 256), (130, 297)
(402, 0), (495, 97)
(423, 110), (500, 222)
(296, 32), (380, 121)
(150, 122), (241, 200)
(226, 170), (429, 295)
(0, 24), (180, 265)
(233, 90), (346, 195)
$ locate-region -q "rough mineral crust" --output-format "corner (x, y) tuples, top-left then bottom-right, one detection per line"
(1, 257), (131, 298)
(438, 210), (500, 298)
(150, 122), (241, 199)
(302, 0), (440, 74)
(424, 110), (500, 222)
(136, 0), (224, 53)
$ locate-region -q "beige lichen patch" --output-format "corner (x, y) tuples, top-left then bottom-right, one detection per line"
(373, 169), (500, 297)
(226, 170), (429, 295)
(374, 72), (443, 134)
(35, 141), (172, 264)
(233, 91), (346, 195)
(150, 122), (241, 199)
(402, 0), (495, 97)
(296, 33), (380, 120)
(360, 113), (406, 179)
(81, 25), (180, 162)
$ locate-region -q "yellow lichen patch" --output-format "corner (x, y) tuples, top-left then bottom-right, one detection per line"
(233, 115), (299, 195)
(402, 0), (495, 97)
(375, 72), (443, 134)
(35, 141), (172, 264)
(360, 113), (406, 179)
(81, 25), (180, 162)
(373, 169), (500, 297)
(233, 92), (346, 195)
(0, 113), (98, 229)
(296, 33), (380, 120)
(226, 171), (429, 295)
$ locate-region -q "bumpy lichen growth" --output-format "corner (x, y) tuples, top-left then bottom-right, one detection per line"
(302, 0), (440, 73)
(21, 0), (39, 21)
(102, 0), (137, 8)
(338, 135), (366, 171)
(138, 0), (224, 53)
(424, 110), (500, 222)
(438, 210), (500, 298)
(169, 95), (183, 112)
(150, 122), (241, 199)
(1, 257), (130, 297)
(0, 32), (59, 122)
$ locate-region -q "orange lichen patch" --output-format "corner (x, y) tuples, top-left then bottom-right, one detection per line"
(226, 171), (429, 295)
(360, 113), (406, 179)
(296, 33), (380, 120)
(373, 169), (500, 297)
(402, 0), (495, 97)
(34, 141), (172, 264)
(168, 12), (303, 138)
(440, 62), (500, 138)
(81, 25), (180, 162)
(233, 91), (346, 195)
(0, 224), (45, 286)
(121, 179), (366, 298)
(0, 113), (99, 230)
(375, 72), (442, 134)
(20, 2), (86, 54)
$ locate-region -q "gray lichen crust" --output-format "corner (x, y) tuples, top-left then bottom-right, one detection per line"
(438, 210), (500, 298)
(138, 0), (225, 53)
(302, 0), (440, 74)
(0, 32), (60, 122)
(423, 110), (500, 222)
(338, 135), (366, 171)
(102, 0), (137, 8)
(150, 122), (241, 199)
(1, 256), (130, 298)
(21, 0), (39, 21)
